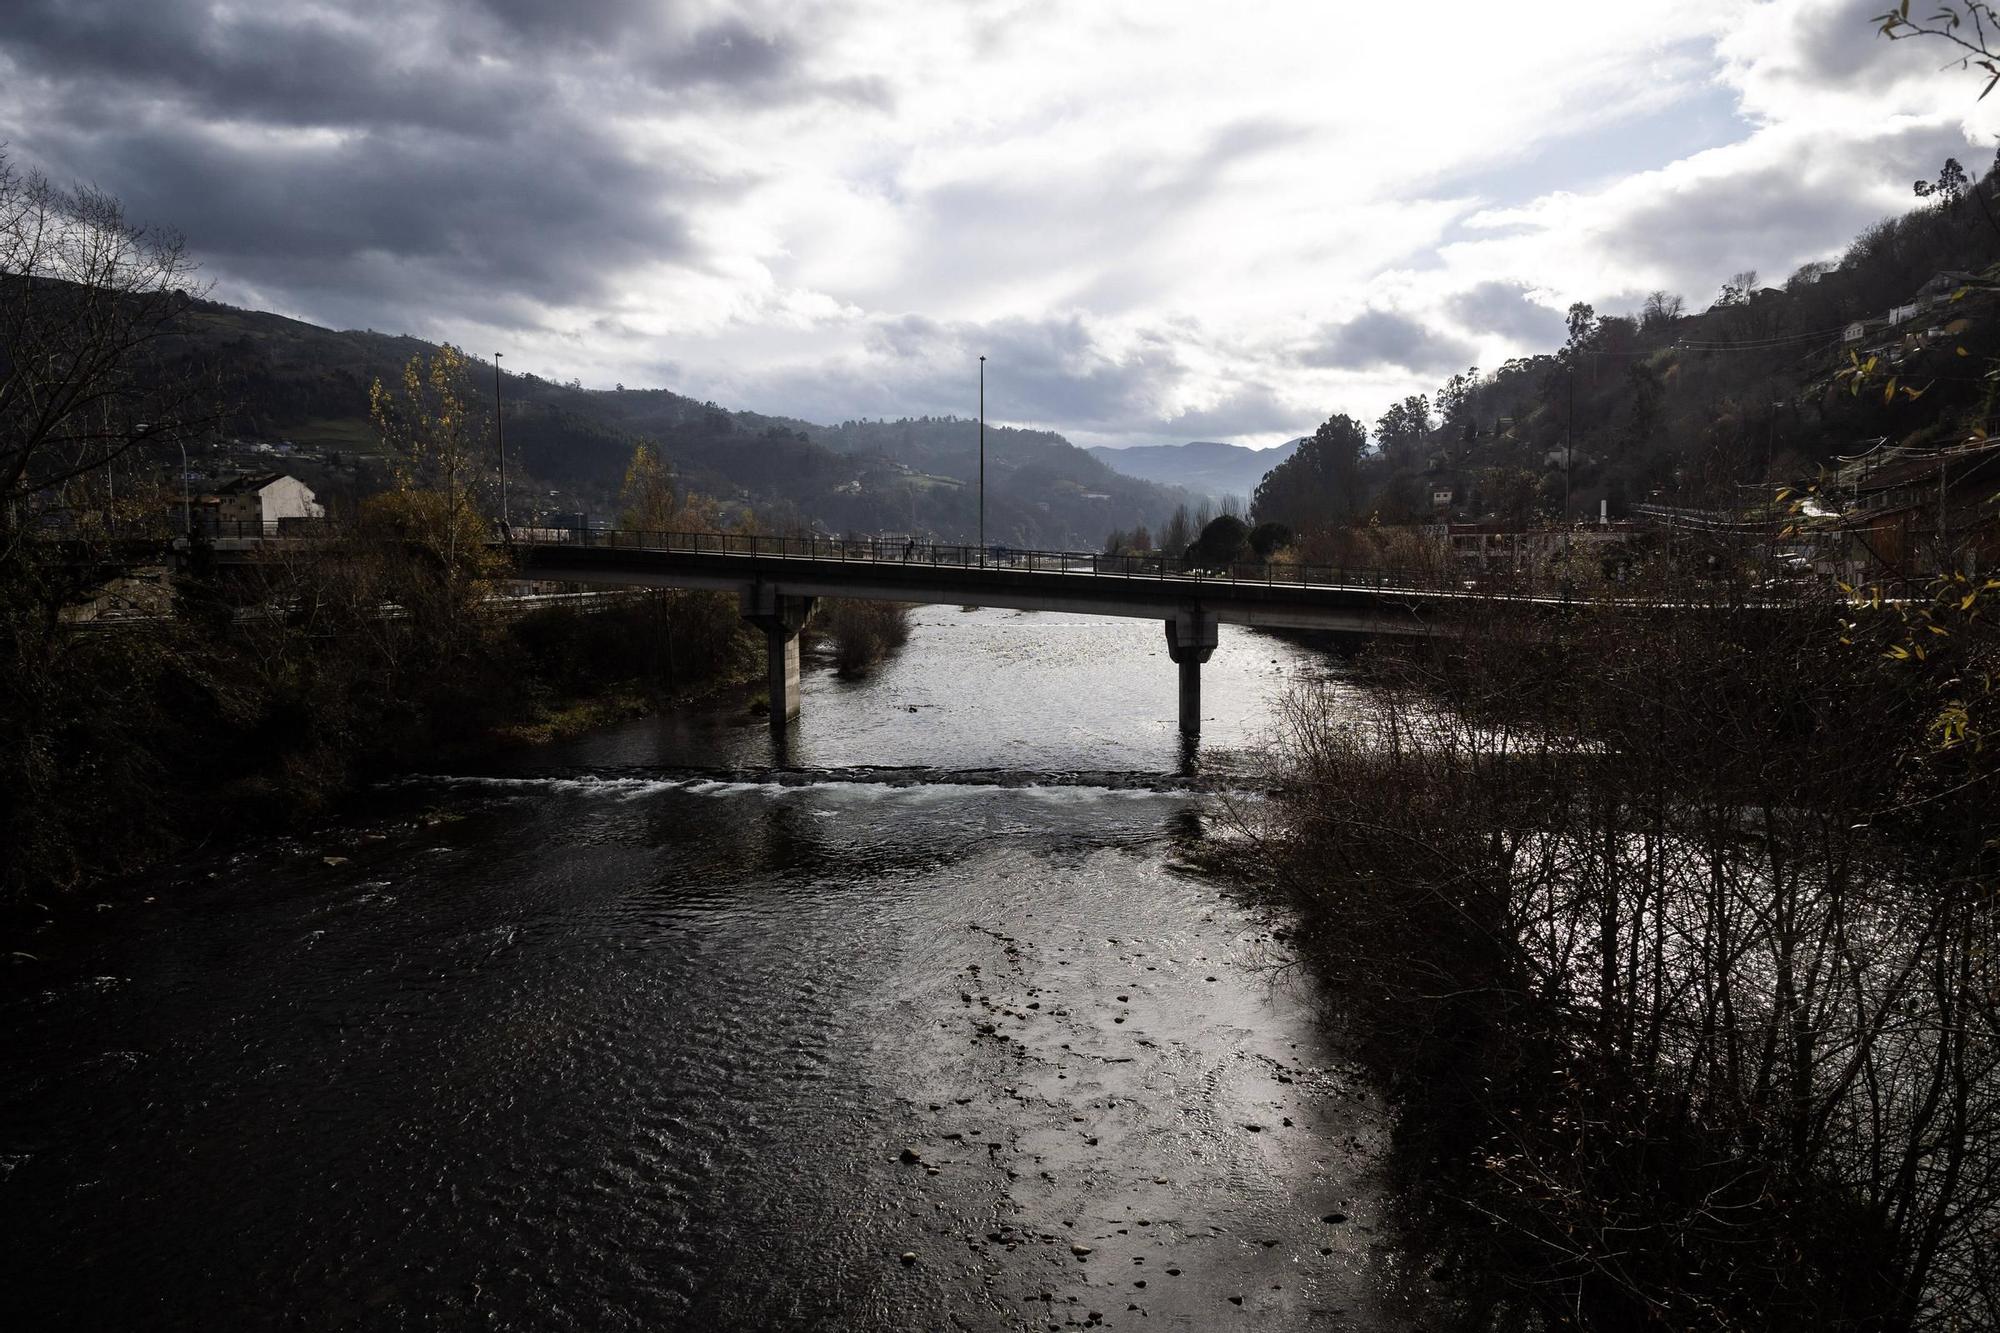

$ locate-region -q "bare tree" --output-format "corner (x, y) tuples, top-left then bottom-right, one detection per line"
(0, 151), (208, 544)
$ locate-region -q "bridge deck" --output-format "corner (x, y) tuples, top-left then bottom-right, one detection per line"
(506, 530), (1563, 635)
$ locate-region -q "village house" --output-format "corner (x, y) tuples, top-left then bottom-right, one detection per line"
(205, 472), (325, 531)
(1914, 269), (1981, 310)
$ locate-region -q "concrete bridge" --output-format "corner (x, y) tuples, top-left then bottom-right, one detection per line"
(506, 529), (1559, 737)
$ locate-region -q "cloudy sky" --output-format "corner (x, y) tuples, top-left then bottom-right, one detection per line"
(1, 0), (1990, 446)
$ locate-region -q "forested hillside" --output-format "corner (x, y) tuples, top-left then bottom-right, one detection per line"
(1253, 154), (2000, 531)
(153, 304), (1190, 548)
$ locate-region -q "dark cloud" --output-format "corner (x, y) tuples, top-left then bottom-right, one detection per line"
(833, 312), (1183, 430)
(1601, 122), (1981, 290)
(0, 0), (859, 335)
(1783, 0), (1912, 88)
(941, 315), (1181, 429)
(1448, 281), (1564, 345)
(19, 103), (710, 328)
(1153, 384), (1300, 438)
(1298, 309), (1477, 375)
(472, 0), (668, 45)
(0, 1), (859, 128)
(0, 2), (515, 136)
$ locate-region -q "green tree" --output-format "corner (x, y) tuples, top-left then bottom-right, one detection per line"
(1436, 366), (1481, 440)
(1184, 513), (1250, 568)
(1564, 301), (1597, 351)
(1248, 519), (1292, 558)
(1375, 394), (1433, 463)
(1252, 412), (1368, 531)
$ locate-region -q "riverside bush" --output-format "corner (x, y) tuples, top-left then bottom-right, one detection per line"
(1243, 572), (1999, 1331)
(811, 598), (913, 677)
(0, 531), (762, 911)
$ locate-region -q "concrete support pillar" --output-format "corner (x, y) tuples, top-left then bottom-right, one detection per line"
(741, 585), (815, 725)
(1163, 606), (1219, 738)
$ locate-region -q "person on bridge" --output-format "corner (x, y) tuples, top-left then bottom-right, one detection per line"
(903, 537), (916, 560)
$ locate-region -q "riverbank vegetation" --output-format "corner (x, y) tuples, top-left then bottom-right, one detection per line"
(808, 597), (915, 677)
(0, 355), (775, 915)
(2, 533), (769, 917)
(1242, 567), (1999, 1330)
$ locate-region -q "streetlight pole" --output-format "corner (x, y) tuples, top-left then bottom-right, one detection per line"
(978, 354), (986, 566)
(1563, 365), (1574, 595)
(494, 352), (509, 530)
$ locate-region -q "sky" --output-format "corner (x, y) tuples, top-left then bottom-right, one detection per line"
(1, 0), (1992, 448)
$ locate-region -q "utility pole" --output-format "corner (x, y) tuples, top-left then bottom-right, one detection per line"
(494, 352), (509, 529)
(978, 354), (986, 566)
(1563, 365), (1574, 595)
(1939, 449), (1949, 574)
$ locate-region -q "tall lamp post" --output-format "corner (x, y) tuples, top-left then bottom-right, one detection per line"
(1561, 366), (1574, 603)
(494, 352), (510, 530)
(978, 354), (986, 566)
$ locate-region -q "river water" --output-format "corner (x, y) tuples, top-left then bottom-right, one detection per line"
(2, 606), (1411, 1331)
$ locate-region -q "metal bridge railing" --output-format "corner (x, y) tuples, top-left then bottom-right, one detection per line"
(510, 526), (1530, 597)
(44, 520), (1902, 602)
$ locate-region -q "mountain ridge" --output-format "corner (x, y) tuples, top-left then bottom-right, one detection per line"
(1086, 438), (1302, 501)
(171, 300), (1192, 548)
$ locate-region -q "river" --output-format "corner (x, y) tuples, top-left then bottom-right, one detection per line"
(1, 606), (1412, 1331)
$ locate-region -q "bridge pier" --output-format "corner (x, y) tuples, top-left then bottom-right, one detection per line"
(1164, 607), (1218, 738)
(741, 586), (816, 727)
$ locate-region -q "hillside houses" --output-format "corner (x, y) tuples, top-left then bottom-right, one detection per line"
(1844, 269), (1985, 345)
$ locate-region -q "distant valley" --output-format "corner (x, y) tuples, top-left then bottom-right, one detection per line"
(1086, 439), (1301, 503)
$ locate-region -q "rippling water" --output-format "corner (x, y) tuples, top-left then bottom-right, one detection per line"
(1, 608), (1406, 1330)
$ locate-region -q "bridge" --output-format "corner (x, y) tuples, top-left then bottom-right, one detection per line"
(505, 529), (1562, 737)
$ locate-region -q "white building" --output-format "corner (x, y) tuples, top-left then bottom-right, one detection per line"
(211, 473), (325, 529)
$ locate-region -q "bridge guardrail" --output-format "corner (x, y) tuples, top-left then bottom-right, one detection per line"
(510, 528), (1928, 602)
(38, 521), (1928, 602)
(509, 526), (1541, 597)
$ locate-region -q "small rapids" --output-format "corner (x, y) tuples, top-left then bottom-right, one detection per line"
(413, 762), (1246, 795)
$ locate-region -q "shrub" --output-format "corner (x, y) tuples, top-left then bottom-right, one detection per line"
(811, 599), (913, 677)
